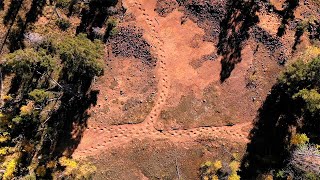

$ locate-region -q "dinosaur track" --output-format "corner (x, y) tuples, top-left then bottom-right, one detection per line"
(73, 0), (250, 159)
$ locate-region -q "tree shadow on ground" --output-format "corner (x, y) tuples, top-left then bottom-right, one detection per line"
(292, 22), (305, 52)
(2, 0), (46, 52)
(276, 0), (299, 37)
(240, 83), (299, 179)
(240, 81), (320, 178)
(37, 66), (99, 166)
(76, 0), (118, 39)
(7, 0), (46, 52)
(217, 0), (259, 82)
(67, 0), (79, 17)
(3, 0), (24, 26)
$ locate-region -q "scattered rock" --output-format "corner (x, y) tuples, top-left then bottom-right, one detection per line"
(110, 26), (156, 66)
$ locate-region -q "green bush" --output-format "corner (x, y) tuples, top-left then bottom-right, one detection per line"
(28, 89), (50, 103)
(106, 17), (118, 36)
(56, 18), (71, 31)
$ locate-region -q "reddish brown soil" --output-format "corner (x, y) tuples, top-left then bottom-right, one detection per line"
(72, 0), (320, 179)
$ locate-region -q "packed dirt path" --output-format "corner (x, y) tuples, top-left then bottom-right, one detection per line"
(73, 0), (251, 159)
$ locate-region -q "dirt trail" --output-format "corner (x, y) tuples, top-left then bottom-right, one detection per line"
(73, 0), (251, 159)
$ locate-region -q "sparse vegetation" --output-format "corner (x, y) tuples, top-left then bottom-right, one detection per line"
(200, 156), (242, 180)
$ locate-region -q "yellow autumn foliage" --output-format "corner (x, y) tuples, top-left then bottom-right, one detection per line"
(20, 102), (34, 116)
(212, 175), (219, 180)
(2, 95), (12, 101)
(228, 173), (240, 180)
(0, 135), (9, 143)
(229, 161), (240, 174)
(213, 160), (222, 171)
(202, 161), (212, 167)
(232, 153), (241, 161)
(3, 157), (19, 180)
(75, 163), (97, 179)
(302, 46), (320, 62)
(290, 133), (309, 145)
(59, 156), (78, 175)
(264, 175), (273, 180)
(0, 147), (9, 155)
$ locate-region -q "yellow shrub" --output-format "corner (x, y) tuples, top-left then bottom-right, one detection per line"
(212, 175), (219, 180)
(0, 113), (9, 123)
(229, 161), (240, 174)
(232, 153), (241, 161)
(2, 95), (12, 101)
(291, 133), (309, 145)
(0, 135), (9, 143)
(0, 147), (9, 155)
(3, 157), (19, 180)
(76, 163), (97, 179)
(299, 46), (320, 63)
(59, 156), (78, 175)
(213, 160), (222, 171)
(202, 161), (213, 167)
(20, 102), (34, 116)
(228, 173), (240, 180)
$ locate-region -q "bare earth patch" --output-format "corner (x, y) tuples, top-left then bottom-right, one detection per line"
(71, 0), (315, 179)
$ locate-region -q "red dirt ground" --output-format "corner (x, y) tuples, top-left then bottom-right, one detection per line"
(71, 0), (320, 179)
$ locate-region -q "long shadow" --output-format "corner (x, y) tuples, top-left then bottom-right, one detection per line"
(67, 0), (79, 17)
(276, 0), (299, 37)
(40, 86), (98, 162)
(241, 78), (320, 178)
(3, 0), (24, 26)
(292, 22), (305, 52)
(240, 83), (298, 179)
(217, 0), (259, 82)
(76, 0), (118, 38)
(7, 0), (46, 52)
(34, 64), (99, 168)
(1, 0), (46, 52)
(0, 0), (24, 53)
(1, 72), (98, 178)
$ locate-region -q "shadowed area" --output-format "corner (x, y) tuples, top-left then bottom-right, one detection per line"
(241, 58), (320, 178)
(217, 0), (259, 82)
